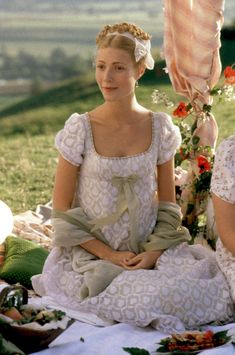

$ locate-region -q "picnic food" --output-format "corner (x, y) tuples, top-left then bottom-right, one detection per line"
(156, 329), (231, 353)
(2, 306), (66, 325)
(2, 307), (23, 321)
(0, 283), (72, 353)
(0, 283), (66, 325)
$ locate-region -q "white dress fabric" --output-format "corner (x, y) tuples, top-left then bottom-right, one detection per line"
(32, 113), (234, 333)
(54, 111), (180, 250)
(211, 135), (235, 302)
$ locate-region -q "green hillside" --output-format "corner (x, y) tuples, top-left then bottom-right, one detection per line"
(0, 75), (101, 136)
(0, 67), (170, 137)
(0, 72), (234, 214)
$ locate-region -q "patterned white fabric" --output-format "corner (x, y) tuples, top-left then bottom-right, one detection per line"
(33, 242), (233, 333)
(82, 243), (233, 332)
(55, 112), (181, 251)
(32, 113), (234, 332)
(211, 135), (235, 303)
(211, 135), (235, 204)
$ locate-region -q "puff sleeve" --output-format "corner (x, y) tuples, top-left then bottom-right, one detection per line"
(55, 113), (86, 166)
(157, 112), (181, 165)
(211, 135), (235, 204)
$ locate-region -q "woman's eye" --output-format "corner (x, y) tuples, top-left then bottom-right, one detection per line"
(96, 64), (105, 70)
(115, 66), (125, 71)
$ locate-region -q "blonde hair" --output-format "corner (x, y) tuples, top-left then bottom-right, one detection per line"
(96, 22), (151, 68)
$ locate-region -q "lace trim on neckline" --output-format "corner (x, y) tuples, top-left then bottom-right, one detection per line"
(84, 112), (155, 160)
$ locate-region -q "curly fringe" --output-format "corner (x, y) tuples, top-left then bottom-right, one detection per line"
(96, 22), (151, 45)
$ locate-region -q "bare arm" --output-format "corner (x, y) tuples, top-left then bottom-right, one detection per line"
(157, 158), (176, 202)
(52, 155), (79, 211)
(212, 193), (235, 255)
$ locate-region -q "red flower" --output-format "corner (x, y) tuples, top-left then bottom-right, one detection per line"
(173, 102), (189, 118)
(224, 66), (235, 84)
(197, 155), (211, 174)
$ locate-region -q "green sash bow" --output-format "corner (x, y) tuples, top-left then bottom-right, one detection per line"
(89, 174), (140, 253)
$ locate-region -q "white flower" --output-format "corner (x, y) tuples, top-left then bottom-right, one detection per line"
(163, 67), (169, 73)
(151, 89), (174, 107)
(223, 85), (235, 102)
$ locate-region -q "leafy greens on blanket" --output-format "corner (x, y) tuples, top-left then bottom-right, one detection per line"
(123, 329), (231, 355)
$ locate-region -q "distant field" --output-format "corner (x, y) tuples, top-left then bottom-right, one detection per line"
(0, 9), (163, 58)
(0, 0), (234, 59)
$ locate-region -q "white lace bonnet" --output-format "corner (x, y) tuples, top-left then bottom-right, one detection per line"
(106, 31), (154, 70)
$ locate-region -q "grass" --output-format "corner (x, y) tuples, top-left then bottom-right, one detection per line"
(0, 95), (27, 111)
(0, 134), (57, 214)
(0, 74), (235, 214)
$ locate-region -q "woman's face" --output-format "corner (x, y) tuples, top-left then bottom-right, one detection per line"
(95, 47), (139, 102)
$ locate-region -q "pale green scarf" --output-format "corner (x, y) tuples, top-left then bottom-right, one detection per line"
(141, 201), (191, 252)
(52, 201), (191, 252)
(51, 200), (190, 299)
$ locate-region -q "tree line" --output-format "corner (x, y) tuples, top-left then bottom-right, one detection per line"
(0, 48), (92, 82)
(0, 24), (234, 85)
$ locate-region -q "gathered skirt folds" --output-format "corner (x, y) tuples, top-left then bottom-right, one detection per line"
(32, 242), (234, 333)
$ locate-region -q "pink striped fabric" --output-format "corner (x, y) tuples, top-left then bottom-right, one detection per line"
(163, 0), (225, 113)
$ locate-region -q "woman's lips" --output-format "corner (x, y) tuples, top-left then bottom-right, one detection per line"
(102, 87), (117, 92)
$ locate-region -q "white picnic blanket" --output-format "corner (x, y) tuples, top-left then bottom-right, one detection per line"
(27, 294), (235, 355)
(29, 319), (235, 355)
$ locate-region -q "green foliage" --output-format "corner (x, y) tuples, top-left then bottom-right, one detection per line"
(213, 330), (231, 343)
(194, 171), (212, 193)
(221, 23), (235, 68)
(220, 39), (235, 68)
